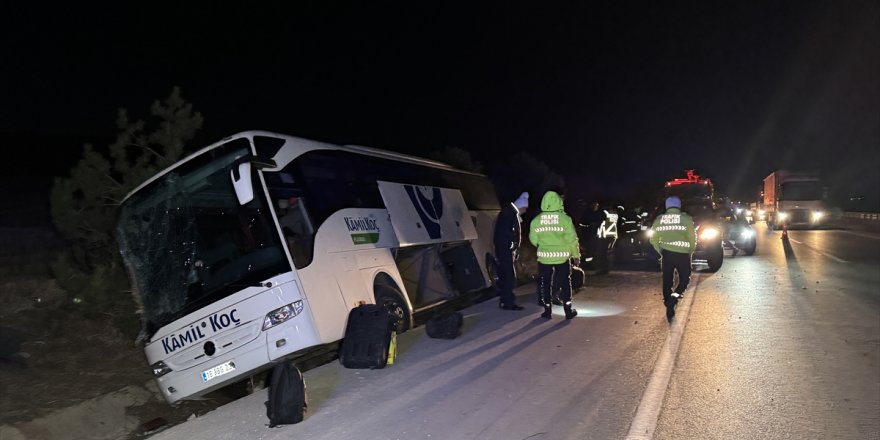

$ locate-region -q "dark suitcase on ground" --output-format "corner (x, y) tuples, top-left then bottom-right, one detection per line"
(339, 304), (394, 369)
(571, 265), (585, 291)
(426, 311), (464, 339)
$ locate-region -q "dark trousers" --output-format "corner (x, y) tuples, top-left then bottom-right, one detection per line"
(661, 250), (691, 301)
(594, 237), (610, 272)
(538, 262), (572, 306)
(496, 249), (517, 305)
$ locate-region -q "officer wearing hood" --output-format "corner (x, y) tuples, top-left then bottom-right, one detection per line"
(529, 191), (580, 319)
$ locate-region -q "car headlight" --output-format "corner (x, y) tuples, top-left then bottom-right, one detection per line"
(811, 211), (824, 221)
(262, 300), (305, 331)
(699, 227), (719, 240)
(778, 212), (789, 221)
(151, 360), (173, 378)
(646, 229), (655, 238)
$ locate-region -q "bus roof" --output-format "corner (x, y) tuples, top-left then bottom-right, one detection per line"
(122, 130), (483, 203)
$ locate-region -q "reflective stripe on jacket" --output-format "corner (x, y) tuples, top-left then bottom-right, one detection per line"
(649, 208), (696, 254)
(528, 191), (580, 265)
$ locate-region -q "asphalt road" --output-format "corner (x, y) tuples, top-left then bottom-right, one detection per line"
(655, 225), (880, 439)
(150, 224), (879, 440)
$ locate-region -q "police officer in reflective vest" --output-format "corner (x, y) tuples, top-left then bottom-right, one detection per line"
(649, 196), (696, 321)
(529, 191), (580, 319)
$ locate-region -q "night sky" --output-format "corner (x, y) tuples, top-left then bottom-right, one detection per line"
(2, 2), (878, 210)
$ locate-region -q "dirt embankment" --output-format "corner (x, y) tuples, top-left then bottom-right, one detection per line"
(0, 225), (233, 439)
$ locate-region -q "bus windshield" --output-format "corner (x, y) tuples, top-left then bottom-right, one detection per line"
(117, 138), (290, 336)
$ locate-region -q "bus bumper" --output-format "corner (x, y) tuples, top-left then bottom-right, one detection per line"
(154, 304), (322, 404)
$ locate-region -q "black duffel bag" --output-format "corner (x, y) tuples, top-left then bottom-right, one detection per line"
(426, 311), (464, 339)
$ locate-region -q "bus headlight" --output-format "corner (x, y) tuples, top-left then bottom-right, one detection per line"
(699, 227), (719, 241)
(262, 300), (304, 331)
(151, 360), (173, 378)
(811, 211), (824, 221)
(778, 212), (789, 221)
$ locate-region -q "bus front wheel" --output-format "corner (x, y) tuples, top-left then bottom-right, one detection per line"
(375, 285), (411, 334)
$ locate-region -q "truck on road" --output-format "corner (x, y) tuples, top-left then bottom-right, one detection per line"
(762, 170), (827, 229)
(657, 170), (724, 272)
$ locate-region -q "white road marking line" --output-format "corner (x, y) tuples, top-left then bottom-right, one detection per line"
(625, 275), (698, 440)
(838, 230), (880, 241)
(788, 238), (848, 263)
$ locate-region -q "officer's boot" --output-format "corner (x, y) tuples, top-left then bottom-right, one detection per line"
(564, 302), (578, 319)
(538, 276), (552, 318)
(665, 296), (677, 322)
(541, 301), (552, 319)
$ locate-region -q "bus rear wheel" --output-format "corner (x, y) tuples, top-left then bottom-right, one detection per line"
(375, 285), (411, 334)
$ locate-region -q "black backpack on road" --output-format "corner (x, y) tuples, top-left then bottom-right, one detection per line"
(265, 361), (307, 427)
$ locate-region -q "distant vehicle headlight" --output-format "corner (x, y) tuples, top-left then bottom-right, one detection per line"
(778, 212), (789, 221)
(736, 208), (743, 214)
(699, 227), (719, 241)
(745, 209), (753, 216)
(811, 211), (824, 221)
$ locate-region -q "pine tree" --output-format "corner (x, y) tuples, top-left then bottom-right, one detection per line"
(49, 87), (203, 333)
(488, 150), (564, 204)
(429, 146), (484, 173)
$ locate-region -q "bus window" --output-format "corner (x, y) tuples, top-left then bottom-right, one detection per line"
(265, 170), (317, 269)
(276, 196), (315, 268)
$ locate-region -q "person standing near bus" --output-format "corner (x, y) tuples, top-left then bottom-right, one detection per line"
(529, 190), (580, 320)
(495, 192), (529, 310)
(580, 201), (609, 273)
(649, 196), (696, 321)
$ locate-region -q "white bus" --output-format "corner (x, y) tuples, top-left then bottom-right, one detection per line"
(116, 131), (502, 404)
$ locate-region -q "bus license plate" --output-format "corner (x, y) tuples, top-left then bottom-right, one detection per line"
(201, 361), (235, 382)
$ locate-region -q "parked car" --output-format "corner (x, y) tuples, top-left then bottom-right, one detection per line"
(732, 203), (756, 224)
(719, 207), (756, 255)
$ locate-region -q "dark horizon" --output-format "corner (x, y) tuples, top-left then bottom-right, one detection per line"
(2, 2), (878, 211)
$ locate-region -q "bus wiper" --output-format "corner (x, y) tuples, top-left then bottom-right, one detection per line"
(224, 281), (273, 289)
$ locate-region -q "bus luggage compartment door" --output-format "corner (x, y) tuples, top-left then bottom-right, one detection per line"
(395, 246), (456, 308)
(440, 243), (485, 294)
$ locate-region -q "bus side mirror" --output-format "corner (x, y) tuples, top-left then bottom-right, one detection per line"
(230, 155), (276, 206)
(231, 163), (254, 205)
